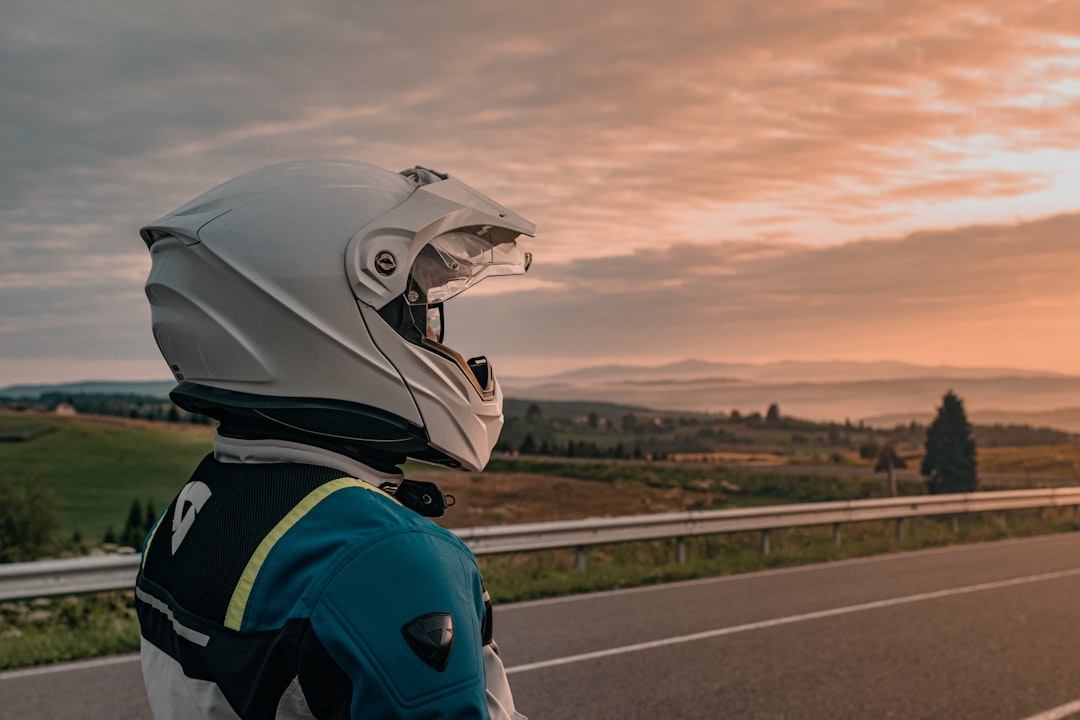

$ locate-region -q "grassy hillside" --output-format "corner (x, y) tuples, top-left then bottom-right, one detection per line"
(0, 412), (212, 539)
(979, 444), (1080, 479)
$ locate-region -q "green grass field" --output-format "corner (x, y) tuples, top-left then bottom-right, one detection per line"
(0, 412), (212, 539)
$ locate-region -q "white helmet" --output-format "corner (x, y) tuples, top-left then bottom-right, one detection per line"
(141, 160), (535, 472)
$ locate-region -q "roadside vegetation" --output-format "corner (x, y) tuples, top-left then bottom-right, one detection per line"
(0, 592), (138, 670)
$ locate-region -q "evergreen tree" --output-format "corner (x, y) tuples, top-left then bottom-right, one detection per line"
(765, 403), (781, 425)
(0, 480), (58, 562)
(921, 390), (978, 494)
(519, 433), (536, 455)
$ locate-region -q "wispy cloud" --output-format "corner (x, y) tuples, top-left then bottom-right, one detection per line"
(2, 0), (1080, 382)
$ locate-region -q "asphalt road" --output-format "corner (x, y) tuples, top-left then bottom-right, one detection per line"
(8, 534), (1080, 719)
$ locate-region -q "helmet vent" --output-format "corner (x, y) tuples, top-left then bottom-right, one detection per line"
(399, 166), (448, 186)
(375, 251), (397, 276)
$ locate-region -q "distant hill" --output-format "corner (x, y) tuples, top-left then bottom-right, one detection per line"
(506, 359), (755, 384)
(0, 380), (176, 399)
(502, 359), (1064, 386)
(503, 362), (1080, 432)
(503, 397), (655, 420)
(8, 359), (1080, 433)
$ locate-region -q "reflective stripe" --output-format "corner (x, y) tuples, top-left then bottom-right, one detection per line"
(136, 587), (211, 647)
(224, 478), (394, 630)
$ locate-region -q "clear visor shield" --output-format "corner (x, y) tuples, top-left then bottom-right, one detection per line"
(407, 231), (531, 306)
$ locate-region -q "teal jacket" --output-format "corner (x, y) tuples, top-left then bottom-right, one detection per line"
(137, 453), (517, 719)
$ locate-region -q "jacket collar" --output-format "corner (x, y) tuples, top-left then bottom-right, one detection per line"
(213, 434), (403, 487)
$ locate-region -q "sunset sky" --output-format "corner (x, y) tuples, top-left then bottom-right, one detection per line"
(3, 0), (1080, 385)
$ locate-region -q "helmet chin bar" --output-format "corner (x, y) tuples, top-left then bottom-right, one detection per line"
(170, 382), (463, 472)
(376, 295), (496, 400)
(420, 339), (496, 401)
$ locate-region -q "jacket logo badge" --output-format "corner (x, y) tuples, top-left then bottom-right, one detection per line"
(171, 481), (212, 554)
(402, 613), (454, 671)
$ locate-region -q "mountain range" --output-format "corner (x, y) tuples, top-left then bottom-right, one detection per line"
(501, 360), (1080, 431)
(5, 360), (1080, 432)
(0, 380), (177, 399)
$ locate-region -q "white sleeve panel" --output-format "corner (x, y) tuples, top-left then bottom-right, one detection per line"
(484, 643), (527, 720)
(141, 639), (243, 720)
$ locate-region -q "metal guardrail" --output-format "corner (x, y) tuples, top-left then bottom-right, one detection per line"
(5, 487), (1080, 601)
(0, 554), (143, 602)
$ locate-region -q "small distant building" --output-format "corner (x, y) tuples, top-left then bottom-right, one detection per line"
(54, 402), (77, 416)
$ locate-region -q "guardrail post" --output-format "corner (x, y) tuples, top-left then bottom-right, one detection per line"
(761, 530), (771, 556)
(575, 547), (586, 572)
(832, 523), (842, 549)
(895, 518), (905, 541)
(1039, 507), (1047, 522)
(951, 515), (959, 534)
(997, 511), (1007, 529)
(675, 537), (687, 565)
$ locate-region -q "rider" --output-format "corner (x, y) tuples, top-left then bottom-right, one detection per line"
(135, 160), (533, 719)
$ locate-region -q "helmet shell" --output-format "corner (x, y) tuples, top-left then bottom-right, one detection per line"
(142, 160), (534, 471)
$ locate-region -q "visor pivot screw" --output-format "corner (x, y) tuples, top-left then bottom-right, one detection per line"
(374, 251), (397, 276)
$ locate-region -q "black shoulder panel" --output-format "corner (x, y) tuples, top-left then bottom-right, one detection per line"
(140, 455), (341, 624)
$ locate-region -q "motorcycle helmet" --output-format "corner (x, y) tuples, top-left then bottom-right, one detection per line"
(141, 160), (535, 472)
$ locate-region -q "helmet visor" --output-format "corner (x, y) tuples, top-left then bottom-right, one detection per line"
(407, 230), (531, 306)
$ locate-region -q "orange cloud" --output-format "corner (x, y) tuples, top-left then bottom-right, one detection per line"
(451, 212), (1080, 375)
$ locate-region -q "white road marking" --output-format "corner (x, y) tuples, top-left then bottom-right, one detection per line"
(505, 566), (1080, 674)
(0, 653), (139, 680)
(1019, 699), (1080, 720)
